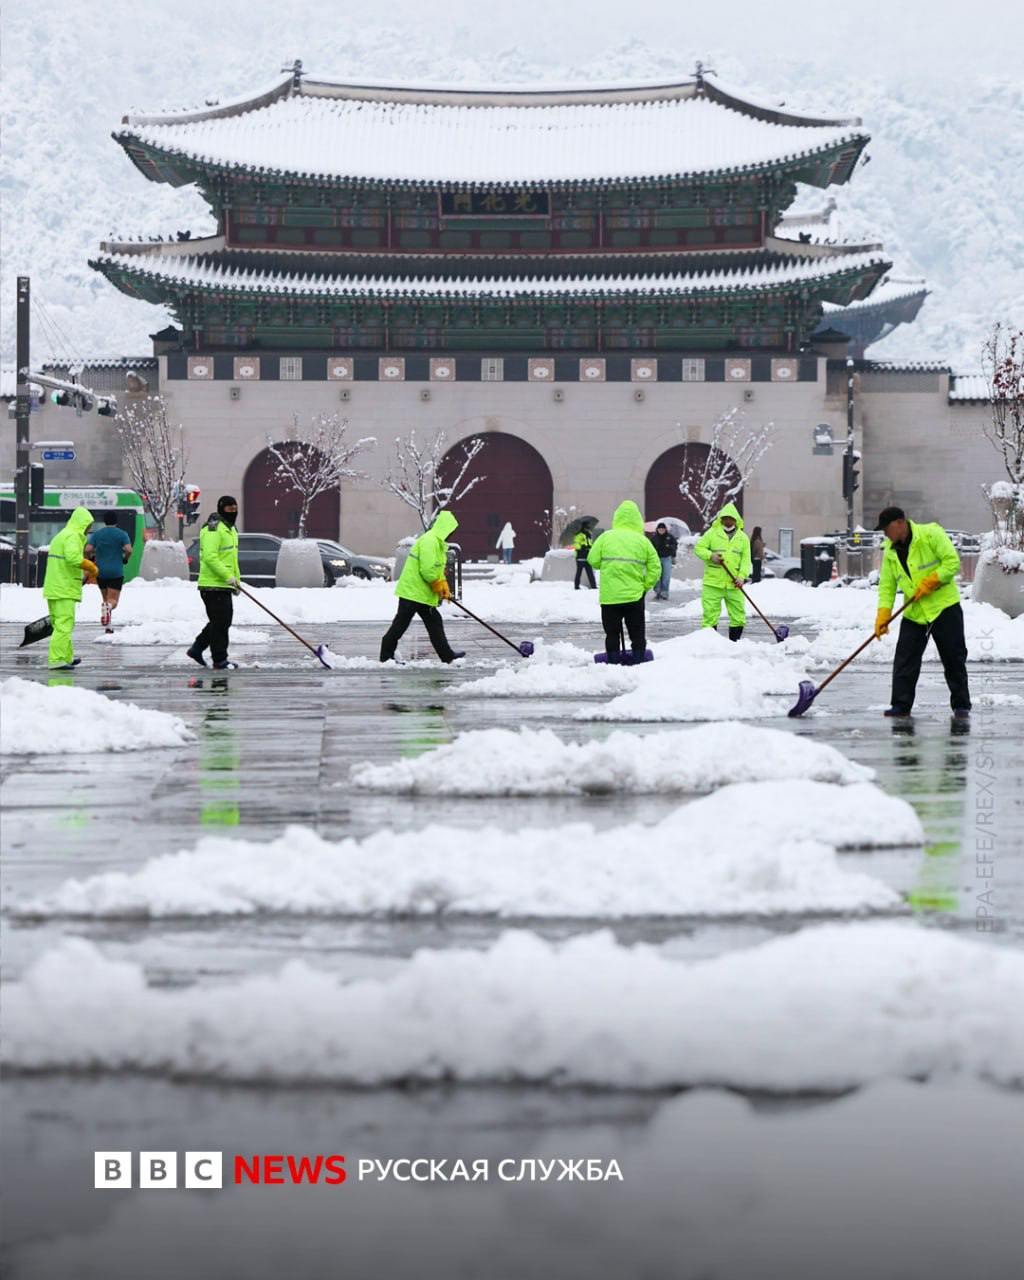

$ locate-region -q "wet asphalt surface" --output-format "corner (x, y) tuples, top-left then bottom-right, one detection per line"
(1, 609), (1022, 1279)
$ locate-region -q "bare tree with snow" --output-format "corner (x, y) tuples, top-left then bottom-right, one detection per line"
(377, 429), (486, 530)
(267, 414), (376, 538)
(679, 408), (776, 529)
(536, 505), (580, 549)
(113, 394), (187, 539)
(981, 322), (1024, 553)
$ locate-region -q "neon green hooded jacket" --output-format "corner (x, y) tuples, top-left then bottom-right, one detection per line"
(878, 520), (961, 624)
(587, 501), (661, 604)
(396, 509), (459, 605)
(694, 502), (752, 587)
(197, 515), (240, 588)
(42, 507), (94, 602)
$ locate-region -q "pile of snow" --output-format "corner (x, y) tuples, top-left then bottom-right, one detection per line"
(577, 630), (808, 722)
(6, 924), (1022, 1089)
(17, 779), (917, 921)
(800, 600), (1024, 666)
(0, 677), (192, 755)
(93, 620), (270, 646)
(351, 722), (871, 795)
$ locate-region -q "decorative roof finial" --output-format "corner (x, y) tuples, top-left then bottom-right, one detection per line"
(694, 60), (716, 90)
(281, 59), (304, 90)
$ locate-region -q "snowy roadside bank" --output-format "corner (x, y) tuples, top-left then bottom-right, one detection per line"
(6, 924), (1021, 1089)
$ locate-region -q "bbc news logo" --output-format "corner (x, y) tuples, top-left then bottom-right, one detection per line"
(94, 1152), (347, 1189)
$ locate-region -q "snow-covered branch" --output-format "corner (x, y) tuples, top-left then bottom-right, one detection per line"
(983, 322), (1024, 487)
(266, 414), (376, 538)
(112, 395), (187, 539)
(679, 409), (776, 529)
(377, 430), (486, 530)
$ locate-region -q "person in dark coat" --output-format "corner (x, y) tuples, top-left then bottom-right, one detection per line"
(750, 526), (765, 583)
(649, 522), (678, 600)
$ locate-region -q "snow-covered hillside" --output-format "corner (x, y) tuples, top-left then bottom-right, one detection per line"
(2, 4), (1021, 368)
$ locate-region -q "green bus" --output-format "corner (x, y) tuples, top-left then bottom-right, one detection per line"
(0, 486), (147, 582)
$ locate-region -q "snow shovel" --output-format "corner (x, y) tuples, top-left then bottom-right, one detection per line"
(594, 619), (653, 665)
(235, 584), (336, 669)
(19, 615), (53, 647)
(721, 552), (789, 642)
(788, 598), (912, 717)
(731, 578), (789, 642)
(450, 596), (533, 658)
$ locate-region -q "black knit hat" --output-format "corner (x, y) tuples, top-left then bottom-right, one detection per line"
(217, 495), (238, 514)
(874, 505), (905, 531)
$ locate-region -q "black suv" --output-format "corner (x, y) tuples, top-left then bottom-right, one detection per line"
(186, 533), (350, 587)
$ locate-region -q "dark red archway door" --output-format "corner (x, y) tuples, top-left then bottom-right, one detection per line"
(242, 445), (340, 538)
(645, 443), (742, 534)
(438, 432), (553, 560)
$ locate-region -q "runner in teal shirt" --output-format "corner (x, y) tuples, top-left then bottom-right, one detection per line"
(85, 514), (132, 632)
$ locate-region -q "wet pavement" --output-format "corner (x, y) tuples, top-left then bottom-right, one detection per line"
(2, 613), (1022, 1279)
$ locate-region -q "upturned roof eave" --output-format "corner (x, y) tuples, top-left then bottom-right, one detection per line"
(112, 130), (868, 192)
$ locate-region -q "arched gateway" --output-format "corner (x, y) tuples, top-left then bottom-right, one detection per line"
(438, 433), (553, 560)
(644, 443), (743, 533)
(243, 445), (340, 538)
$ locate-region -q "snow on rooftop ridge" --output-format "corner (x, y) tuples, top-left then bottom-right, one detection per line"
(117, 91), (867, 188)
(865, 358), (950, 373)
(949, 373), (991, 401)
(92, 250), (889, 300)
(123, 68), (861, 128)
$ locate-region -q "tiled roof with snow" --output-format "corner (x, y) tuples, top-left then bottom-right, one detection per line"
(117, 74), (867, 187)
(821, 278), (928, 314)
(92, 250), (888, 301)
(948, 373), (991, 401)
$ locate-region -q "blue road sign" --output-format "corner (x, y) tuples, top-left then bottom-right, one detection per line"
(41, 448), (76, 461)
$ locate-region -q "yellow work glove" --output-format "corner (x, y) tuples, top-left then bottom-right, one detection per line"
(874, 607), (892, 639)
(80, 558), (98, 577)
(913, 572), (941, 600)
(431, 578), (451, 602)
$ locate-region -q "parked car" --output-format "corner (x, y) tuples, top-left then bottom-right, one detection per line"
(317, 540), (391, 580)
(761, 548), (805, 582)
(186, 533), (348, 587)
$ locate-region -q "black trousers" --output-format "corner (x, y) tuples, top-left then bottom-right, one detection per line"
(601, 599), (646, 658)
(194, 588), (233, 665)
(891, 602), (971, 712)
(381, 597), (457, 662)
(751, 559), (763, 583)
(575, 559), (596, 589)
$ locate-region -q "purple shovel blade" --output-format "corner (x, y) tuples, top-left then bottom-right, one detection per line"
(518, 641), (534, 658)
(775, 624), (791, 642)
(315, 644), (336, 670)
(788, 679), (818, 718)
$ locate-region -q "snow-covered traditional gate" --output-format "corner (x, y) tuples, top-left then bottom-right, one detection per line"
(437, 432), (553, 560)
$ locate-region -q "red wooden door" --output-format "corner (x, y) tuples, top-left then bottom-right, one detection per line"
(437, 433), (553, 560)
(242, 445), (340, 538)
(644, 443), (742, 534)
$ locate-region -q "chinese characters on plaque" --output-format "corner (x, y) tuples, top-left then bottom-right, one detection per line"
(440, 190), (550, 217)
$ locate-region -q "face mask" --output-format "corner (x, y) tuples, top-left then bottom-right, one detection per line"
(219, 508), (237, 527)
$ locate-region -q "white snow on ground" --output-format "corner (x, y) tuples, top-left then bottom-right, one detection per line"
(16, 779), (917, 920)
(0, 677), (192, 755)
(797, 602), (1024, 666)
(11, 1080), (1020, 1280)
(93, 620), (270, 646)
(6, 924), (1022, 1089)
(351, 722), (871, 795)
(576, 630), (808, 722)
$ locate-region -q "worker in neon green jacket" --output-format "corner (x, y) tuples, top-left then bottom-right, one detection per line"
(587, 500), (661, 661)
(380, 509), (464, 664)
(42, 506), (96, 669)
(693, 501), (752, 641)
(188, 496), (241, 669)
(873, 506), (970, 718)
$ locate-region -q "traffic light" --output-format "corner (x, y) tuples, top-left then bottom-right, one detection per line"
(842, 450), (861, 500)
(96, 396), (116, 416)
(30, 463), (44, 506)
(178, 484), (202, 526)
(49, 389), (73, 407)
